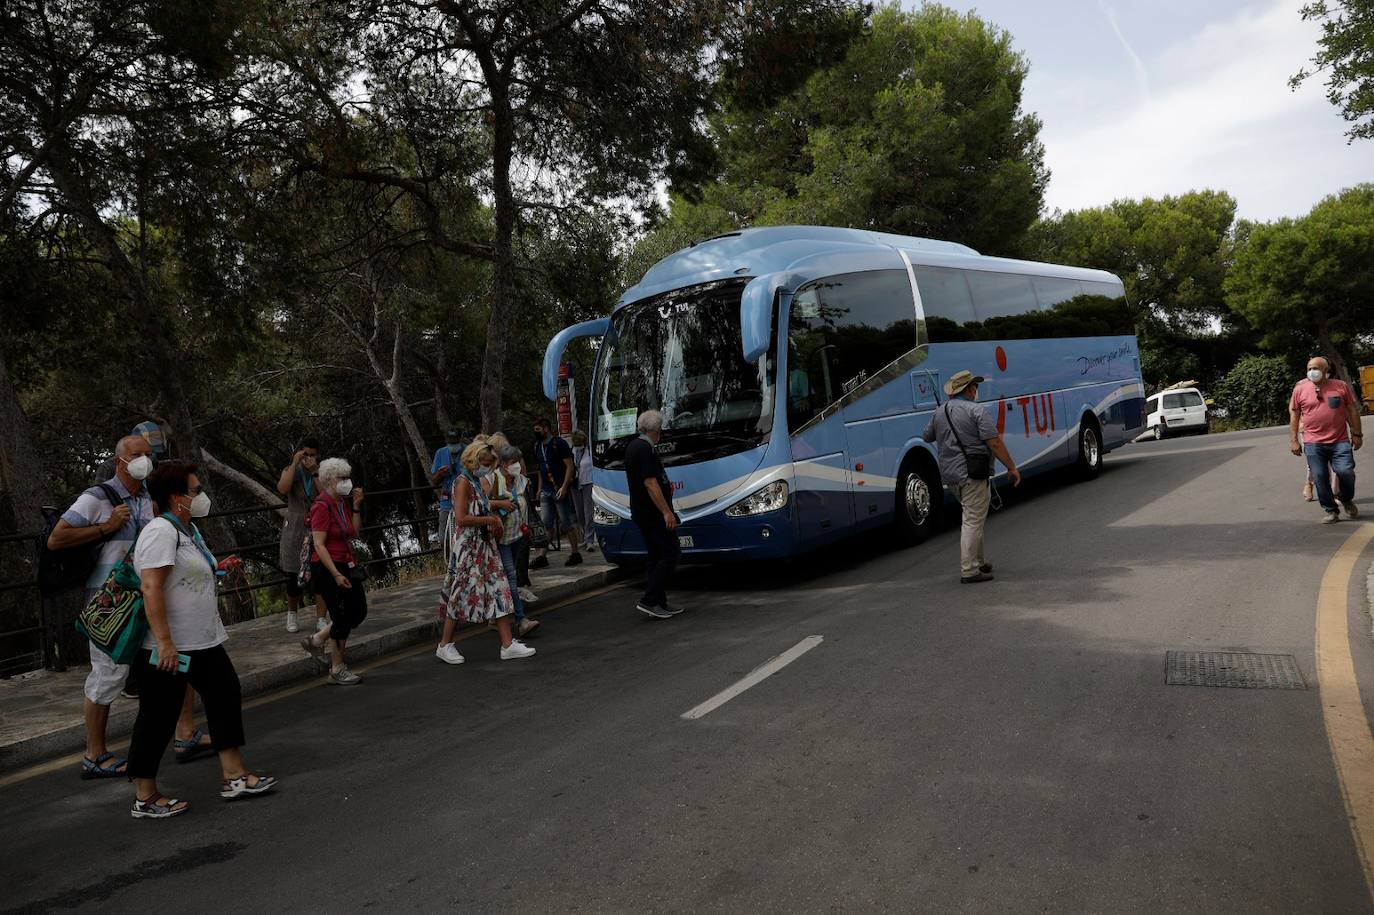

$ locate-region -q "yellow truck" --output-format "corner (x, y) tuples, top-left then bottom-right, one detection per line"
(1361, 364), (1373, 413)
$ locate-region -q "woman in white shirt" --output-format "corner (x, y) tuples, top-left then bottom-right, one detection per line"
(126, 461), (276, 819)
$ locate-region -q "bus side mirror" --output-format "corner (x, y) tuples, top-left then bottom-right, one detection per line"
(741, 273), (786, 363)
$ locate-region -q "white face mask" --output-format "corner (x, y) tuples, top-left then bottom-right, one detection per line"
(189, 492), (212, 518)
(336, 479), (354, 497)
(477, 465), (495, 479)
(508, 462), (523, 477)
(124, 454), (153, 481)
(1308, 368), (1325, 384)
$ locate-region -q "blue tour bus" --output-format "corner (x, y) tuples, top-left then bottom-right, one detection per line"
(542, 226), (1145, 562)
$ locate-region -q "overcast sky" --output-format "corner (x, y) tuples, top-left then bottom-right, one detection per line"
(920, 0), (1370, 221)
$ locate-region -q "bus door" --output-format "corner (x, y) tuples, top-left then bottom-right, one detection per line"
(787, 336), (852, 545)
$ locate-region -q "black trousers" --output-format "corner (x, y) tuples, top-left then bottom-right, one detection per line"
(514, 536), (531, 587)
(636, 518), (680, 609)
(127, 644), (244, 779)
(312, 561), (368, 641)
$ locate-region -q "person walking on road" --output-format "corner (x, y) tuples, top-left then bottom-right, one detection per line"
(572, 430), (598, 552)
(1290, 356), (1362, 523)
(300, 458), (369, 684)
(495, 443), (540, 638)
(625, 410), (683, 619)
(435, 439), (536, 664)
(276, 437), (327, 634)
(921, 370), (1021, 584)
(48, 434), (212, 778)
(129, 461), (276, 818)
(530, 417), (583, 568)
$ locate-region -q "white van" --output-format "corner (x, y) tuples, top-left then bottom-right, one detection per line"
(1144, 388), (1208, 439)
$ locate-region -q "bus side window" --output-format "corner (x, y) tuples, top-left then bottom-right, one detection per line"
(967, 270), (1038, 320)
(913, 266), (977, 342)
(787, 270), (916, 431)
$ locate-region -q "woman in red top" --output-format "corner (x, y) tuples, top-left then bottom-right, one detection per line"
(299, 457), (368, 684)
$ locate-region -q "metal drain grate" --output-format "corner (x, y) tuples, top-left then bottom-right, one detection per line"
(1165, 651), (1307, 689)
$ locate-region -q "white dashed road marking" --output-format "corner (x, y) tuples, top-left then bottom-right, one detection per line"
(681, 636), (824, 720)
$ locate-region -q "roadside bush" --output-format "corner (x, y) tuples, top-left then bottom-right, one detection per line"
(1214, 355), (1294, 429)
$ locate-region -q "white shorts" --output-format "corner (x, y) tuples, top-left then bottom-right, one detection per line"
(83, 645), (130, 705)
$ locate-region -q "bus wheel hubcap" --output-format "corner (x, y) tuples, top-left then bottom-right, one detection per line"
(905, 474), (930, 526)
(1084, 428), (1100, 466)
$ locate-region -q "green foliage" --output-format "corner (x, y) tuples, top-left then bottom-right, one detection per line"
(1026, 190), (1247, 391)
(1225, 184), (1374, 382)
(1213, 355), (1298, 429)
(638, 2), (1047, 270)
(1293, 0), (1374, 141)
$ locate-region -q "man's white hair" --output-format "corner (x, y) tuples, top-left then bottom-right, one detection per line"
(317, 457), (352, 487)
(637, 410), (663, 434)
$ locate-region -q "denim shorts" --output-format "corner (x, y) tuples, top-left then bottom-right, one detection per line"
(539, 490), (577, 532)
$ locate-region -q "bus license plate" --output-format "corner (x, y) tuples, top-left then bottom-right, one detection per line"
(678, 535), (694, 548)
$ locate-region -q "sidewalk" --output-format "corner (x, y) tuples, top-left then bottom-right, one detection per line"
(0, 551), (622, 773)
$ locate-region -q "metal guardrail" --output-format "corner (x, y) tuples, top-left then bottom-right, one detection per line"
(0, 484), (444, 677)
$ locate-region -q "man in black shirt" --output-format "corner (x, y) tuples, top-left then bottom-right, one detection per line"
(624, 410), (683, 619)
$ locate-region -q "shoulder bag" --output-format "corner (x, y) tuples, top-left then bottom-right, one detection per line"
(945, 403), (992, 481)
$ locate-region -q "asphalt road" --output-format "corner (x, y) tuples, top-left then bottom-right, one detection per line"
(4, 426), (1373, 914)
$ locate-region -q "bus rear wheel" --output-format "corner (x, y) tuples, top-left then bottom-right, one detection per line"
(1076, 419), (1103, 480)
(896, 460), (941, 544)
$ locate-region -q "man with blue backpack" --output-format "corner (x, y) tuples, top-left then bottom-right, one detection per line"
(46, 434), (209, 778)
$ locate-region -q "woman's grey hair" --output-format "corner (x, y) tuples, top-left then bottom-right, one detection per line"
(497, 444), (521, 462)
(637, 410), (662, 434)
(317, 457), (352, 487)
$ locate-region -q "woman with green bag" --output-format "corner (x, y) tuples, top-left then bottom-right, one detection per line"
(126, 461), (277, 819)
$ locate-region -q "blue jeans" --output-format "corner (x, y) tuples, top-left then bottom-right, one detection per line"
(1304, 441), (1356, 513)
(539, 490), (577, 537)
(498, 541), (525, 621)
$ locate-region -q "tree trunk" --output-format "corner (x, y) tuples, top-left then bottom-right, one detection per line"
(366, 326), (434, 475)
(0, 347), (84, 669)
(432, 346), (454, 433)
(0, 349), (55, 534)
(478, 94), (518, 434)
(200, 449), (287, 520)
(1315, 319), (1351, 384)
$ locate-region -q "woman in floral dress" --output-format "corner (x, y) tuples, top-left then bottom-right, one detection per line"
(436, 439), (536, 664)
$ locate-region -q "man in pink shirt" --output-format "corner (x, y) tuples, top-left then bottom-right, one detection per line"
(1290, 356), (1364, 523)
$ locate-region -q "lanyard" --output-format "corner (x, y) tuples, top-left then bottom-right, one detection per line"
(328, 497), (353, 538)
(127, 490), (148, 536)
(298, 467), (315, 501)
(160, 512), (217, 576)
(461, 470), (491, 514)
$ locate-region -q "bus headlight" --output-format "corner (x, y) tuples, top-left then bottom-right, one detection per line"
(592, 505), (621, 526)
(725, 481), (789, 517)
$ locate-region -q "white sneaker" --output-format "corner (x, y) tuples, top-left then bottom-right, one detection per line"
(436, 643), (465, 665)
(285, 611), (299, 633)
(500, 640), (536, 660)
(519, 587), (539, 604)
(315, 617), (328, 632)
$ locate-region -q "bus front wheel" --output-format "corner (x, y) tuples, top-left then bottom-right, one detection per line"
(896, 460), (941, 544)
(1076, 419), (1103, 480)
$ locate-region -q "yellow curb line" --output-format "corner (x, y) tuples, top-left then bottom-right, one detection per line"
(0, 580), (624, 789)
(1315, 521), (1374, 902)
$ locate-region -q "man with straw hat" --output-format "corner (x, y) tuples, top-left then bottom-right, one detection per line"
(922, 370), (1021, 583)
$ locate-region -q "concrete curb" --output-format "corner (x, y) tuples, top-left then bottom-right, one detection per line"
(0, 563), (623, 774)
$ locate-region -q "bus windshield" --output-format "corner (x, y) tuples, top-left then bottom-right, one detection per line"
(592, 279), (775, 469)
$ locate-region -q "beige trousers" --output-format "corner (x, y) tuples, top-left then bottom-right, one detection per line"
(955, 478), (991, 578)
